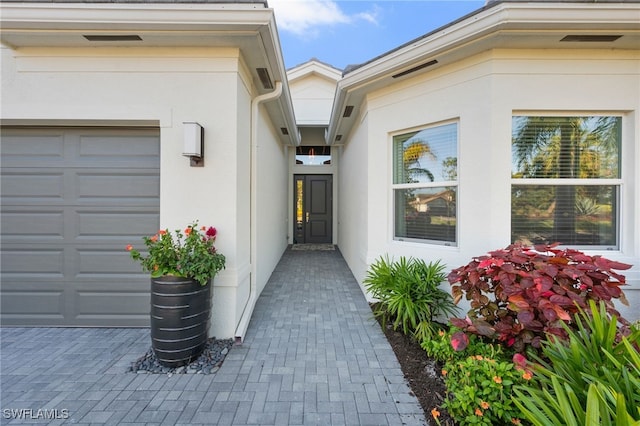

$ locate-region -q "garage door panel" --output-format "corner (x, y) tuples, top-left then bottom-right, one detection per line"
(1, 127), (160, 327)
(1, 249), (65, 275)
(1, 172), (65, 201)
(1, 291), (65, 316)
(76, 293), (149, 316)
(78, 134), (160, 169)
(0, 210), (65, 241)
(76, 211), (160, 239)
(76, 249), (147, 275)
(0, 132), (65, 166)
(77, 173), (160, 204)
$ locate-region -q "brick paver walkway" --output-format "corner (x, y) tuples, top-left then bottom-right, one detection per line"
(1, 248), (427, 425)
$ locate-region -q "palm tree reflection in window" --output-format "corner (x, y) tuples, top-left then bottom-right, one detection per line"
(403, 139), (436, 183)
(511, 116), (620, 247)
(394, 124), (458, 244)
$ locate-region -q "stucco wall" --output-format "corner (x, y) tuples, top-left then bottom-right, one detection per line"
(289, 72), (338, 125)
(337, 110), (370, 294)
(341, 48), (640, 321)
(255, 103), (289, 294)
(0, 45), (259, 336)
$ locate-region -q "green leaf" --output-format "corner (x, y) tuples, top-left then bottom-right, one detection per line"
(585, 384), (601, 426)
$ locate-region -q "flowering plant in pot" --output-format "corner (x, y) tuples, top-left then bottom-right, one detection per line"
(127, 222), (226, 368)
(127, 222), (225, 285)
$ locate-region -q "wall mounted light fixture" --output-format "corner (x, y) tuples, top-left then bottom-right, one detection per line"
(183, 122), (204, 167)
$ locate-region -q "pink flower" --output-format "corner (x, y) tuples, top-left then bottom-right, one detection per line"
(450, 331), (469, 351)
(513, 353), (528, 370)
(206, 227), (217, 238)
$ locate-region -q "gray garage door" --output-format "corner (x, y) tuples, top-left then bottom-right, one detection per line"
(1, 127), (160, 326)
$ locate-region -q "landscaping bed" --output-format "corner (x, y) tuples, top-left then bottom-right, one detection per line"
(368, 245), (639, 426)
(377, 316), (456, 425)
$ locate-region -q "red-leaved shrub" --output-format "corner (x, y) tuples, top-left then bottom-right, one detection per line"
(447, 243), (631, 352)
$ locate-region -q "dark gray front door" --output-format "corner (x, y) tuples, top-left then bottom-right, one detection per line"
(294, 175), (332, 244)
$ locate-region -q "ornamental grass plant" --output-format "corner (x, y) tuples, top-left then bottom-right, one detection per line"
(364, 256), (459, 342)
(513, 301), (640, 426)
(128, 222), (225, 285)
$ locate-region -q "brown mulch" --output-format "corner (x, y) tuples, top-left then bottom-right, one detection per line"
(375, 313), (457, 425)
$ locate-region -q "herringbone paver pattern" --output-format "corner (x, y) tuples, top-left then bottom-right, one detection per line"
(0, 248), (427, 425)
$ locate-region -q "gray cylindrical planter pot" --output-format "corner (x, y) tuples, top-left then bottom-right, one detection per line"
(150, 276), (211, 368)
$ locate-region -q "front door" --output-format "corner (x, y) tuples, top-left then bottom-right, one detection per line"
(294, 174), (332, 244)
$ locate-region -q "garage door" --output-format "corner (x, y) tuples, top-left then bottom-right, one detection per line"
(1, 127), (160, 326)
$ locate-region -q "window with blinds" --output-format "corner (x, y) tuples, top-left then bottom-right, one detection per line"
(392, 121), (458, 245)
(511, 115), (621, 249)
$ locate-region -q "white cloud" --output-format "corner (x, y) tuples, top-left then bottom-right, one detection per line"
(355, 9), (379, 25)
(269, 0), (379, 37)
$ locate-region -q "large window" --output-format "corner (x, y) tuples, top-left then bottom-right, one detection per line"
(511, 115), (621, 249)
(393, 122), (458, 245)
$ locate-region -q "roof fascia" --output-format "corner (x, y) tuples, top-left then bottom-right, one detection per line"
(287, 60), (342, 83)
(0, 2), (273, 31)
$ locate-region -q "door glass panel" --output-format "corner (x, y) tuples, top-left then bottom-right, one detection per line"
(295, 178), (304, 243)
(296, 146), (331, 165)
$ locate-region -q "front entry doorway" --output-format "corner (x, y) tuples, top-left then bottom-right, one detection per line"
(294, 174), (333, 244)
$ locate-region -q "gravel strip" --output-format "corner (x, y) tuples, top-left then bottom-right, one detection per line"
(128, 337), (234, 374)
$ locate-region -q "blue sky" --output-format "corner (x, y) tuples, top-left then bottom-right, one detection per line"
(269, 0), (486, 70)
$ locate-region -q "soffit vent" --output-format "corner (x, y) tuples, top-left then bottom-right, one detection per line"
(83, 35), (142, 41)
(335, 134), (342, 142)
(343, 105), (354, 118)
(256, 68), (274, 90)
(560, 35), (622, 42)
(280, 128), (289, 135)
(392, 59), (438, 79)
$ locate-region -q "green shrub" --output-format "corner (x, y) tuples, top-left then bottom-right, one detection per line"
(441, 351), (528, 425)
(422, 327), (507, 364)
(513, 301), (640, 425)
(364, 256), (458, 341)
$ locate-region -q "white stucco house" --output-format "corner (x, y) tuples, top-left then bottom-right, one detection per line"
(2, 0), (639, 338)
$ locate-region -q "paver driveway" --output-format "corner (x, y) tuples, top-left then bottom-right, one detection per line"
(1, 247), (427, 425)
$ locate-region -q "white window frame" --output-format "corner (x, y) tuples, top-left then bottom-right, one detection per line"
(391, 119), (459, 246)
(510, 113), (623, 251)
